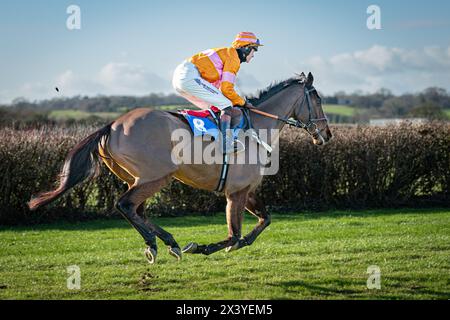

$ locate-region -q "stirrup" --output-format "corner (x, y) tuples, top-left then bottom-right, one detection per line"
(223, 137), (245, 154)
(234, 139), (245, 154)
(223, 142), (235, 154)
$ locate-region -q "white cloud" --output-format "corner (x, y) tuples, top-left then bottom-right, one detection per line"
(57, 70), (75, 87)
(2, 82), (55, 103)
(97, 62), (170, 94)
(1, 62), (173, 103)
(236, 70), (262, 95)
(299, 44), (450, 94)
(54, 70), (99, 97)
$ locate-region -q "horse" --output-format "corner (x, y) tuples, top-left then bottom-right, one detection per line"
(28, 72), (332, 264)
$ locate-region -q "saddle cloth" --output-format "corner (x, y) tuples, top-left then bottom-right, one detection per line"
(179, 107), (246, 141)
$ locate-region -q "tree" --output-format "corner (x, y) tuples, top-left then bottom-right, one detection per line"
(381, 94), (418, 117)
(419, 87), (448, 107)
(407, 102), (447, 120)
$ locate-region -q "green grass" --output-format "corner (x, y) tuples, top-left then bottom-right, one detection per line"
(48, 104), (356, 121)
(49, 110), (122, 121)
(48, 106), (192, 121)
(153, 105), (189, 111)
(444, 109), (450, 119)
(323, 104), (357, 117)
(0, 208), (449, 300)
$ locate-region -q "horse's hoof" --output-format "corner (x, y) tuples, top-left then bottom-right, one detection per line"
(225, 241), (240, 253)
(168, 246), (182, 261)
(144, 247), (157, 264)
(182, 242), (198, 254)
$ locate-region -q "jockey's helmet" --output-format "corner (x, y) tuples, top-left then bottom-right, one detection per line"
(231, 32), (263, 50)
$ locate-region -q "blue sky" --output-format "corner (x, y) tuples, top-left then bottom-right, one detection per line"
(1, 0), (449, 103)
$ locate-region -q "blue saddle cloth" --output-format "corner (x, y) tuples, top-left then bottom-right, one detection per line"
(181, 112), (246, 141)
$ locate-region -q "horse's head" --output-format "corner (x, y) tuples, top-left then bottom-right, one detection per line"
(293, 72), (333, 145)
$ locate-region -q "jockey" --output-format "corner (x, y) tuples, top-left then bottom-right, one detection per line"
(172, 32), (263, 153)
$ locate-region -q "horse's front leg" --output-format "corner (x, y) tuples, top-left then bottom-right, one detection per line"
(182, 187), (248, 255)
(226, 192), (271, 252)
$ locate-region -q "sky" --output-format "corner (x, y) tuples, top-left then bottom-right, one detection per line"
(0, 0), (449, 103)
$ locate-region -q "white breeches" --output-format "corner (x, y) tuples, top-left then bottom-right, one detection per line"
(172, 60), (232, 110)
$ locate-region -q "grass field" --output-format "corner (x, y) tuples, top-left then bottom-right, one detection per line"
(49, 110), (122, 121)
(444, 109), (450, 119)
(322, 104), (357, 117)
(48, 104), (356, 122)
(48, 106), (190, 121)
(0, 208), (449, 300)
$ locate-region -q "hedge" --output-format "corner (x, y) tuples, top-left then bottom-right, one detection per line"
(0, 123), (448, 225)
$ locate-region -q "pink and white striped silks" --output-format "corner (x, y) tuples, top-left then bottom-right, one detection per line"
(201, 49), (236, 89)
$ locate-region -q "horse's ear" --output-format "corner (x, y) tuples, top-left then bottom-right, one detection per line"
(306, 72), (314, 86)
(296, 72), (307, 84)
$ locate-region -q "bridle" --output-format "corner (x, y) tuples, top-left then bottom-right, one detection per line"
(288, 85), (328, 135)
(247, 82), (329, 141)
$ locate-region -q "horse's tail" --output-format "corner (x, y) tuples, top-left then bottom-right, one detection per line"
(28, 122), (113, 211)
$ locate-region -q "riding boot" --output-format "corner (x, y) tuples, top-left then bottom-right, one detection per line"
(219, 114), (234, 154)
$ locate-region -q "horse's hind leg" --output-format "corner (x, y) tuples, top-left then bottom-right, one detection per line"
(136, 204), (182, 261)
(182, 187), (249, 256)
(102, 156), (181, 260)
(116, 175), (177, 264)
(102, 144), (182, 262)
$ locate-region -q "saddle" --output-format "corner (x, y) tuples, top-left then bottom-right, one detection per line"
(182, 105), (220, 118)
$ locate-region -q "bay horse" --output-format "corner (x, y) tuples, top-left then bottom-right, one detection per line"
(28, 72), (332, 264)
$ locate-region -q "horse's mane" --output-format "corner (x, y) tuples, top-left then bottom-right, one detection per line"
(246, 74), (306, 106)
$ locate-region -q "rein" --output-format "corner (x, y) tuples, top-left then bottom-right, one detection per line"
(245, 85), (328, 135)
